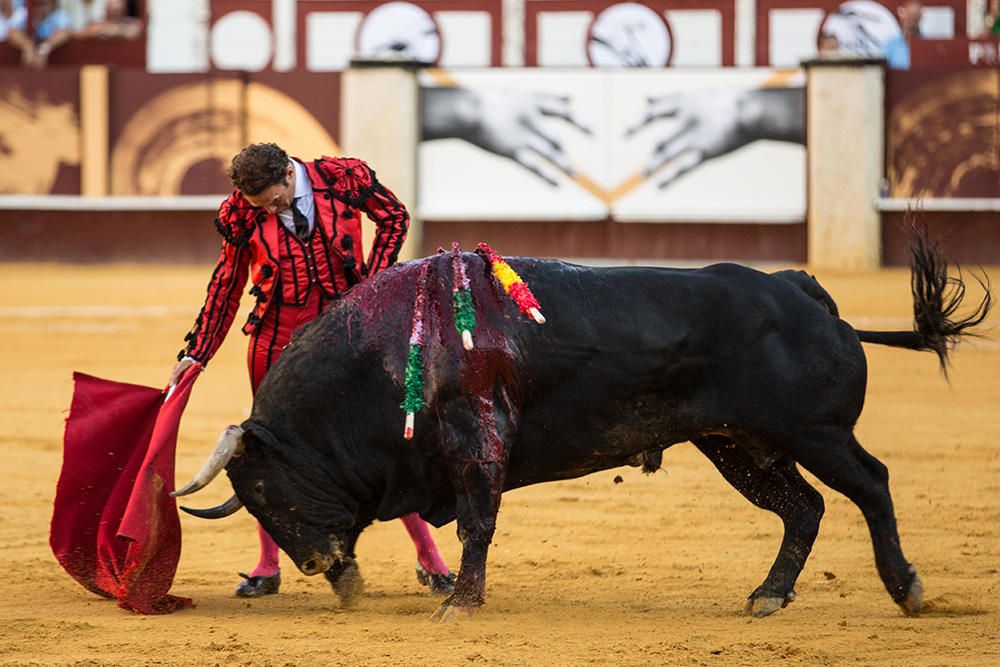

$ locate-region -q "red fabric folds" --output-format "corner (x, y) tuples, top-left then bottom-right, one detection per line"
(51, 367), (201, 614)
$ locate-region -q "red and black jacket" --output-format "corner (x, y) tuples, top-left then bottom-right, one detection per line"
(178, 156), (409, 364)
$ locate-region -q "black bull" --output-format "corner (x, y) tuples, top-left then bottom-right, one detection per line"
(178, 234), (990, 620)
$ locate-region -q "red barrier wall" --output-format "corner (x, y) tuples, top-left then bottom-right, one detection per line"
(0, 208), (220, 263)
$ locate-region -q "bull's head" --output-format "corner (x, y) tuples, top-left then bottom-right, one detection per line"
(172, 423), (355, 577)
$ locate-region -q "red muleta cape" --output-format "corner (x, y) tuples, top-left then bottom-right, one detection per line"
(50, 367), (201, 614)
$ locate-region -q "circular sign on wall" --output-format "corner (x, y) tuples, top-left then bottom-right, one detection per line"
(211, 10), (274, 71)
(587, 3), (672, 67)
(356, 2), (442, 64)
(818, 0), (902, 57)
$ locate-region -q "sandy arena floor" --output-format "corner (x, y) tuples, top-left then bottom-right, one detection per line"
(1, 261), (998, 666)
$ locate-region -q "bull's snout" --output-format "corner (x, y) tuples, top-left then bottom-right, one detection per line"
(299, 553), (333, 576)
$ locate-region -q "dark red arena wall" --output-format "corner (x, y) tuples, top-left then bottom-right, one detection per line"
(0, 208), (220, 264)
(2, 210), (997, 266)
(422, 220), (808, 264)
(881, 211), (1000, 267)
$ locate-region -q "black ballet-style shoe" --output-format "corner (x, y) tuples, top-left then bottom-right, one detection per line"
(234, 571), (281, 597)
(415, 562), (456, 595)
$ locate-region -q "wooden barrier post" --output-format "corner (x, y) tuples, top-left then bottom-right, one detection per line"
(341, 60), (421, 262)
(805, 58), (885, 271)
(80, 65), (109, 197)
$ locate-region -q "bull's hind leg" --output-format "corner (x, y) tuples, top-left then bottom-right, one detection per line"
(789, 430), (922, 615)
(694, 435), (825, 617)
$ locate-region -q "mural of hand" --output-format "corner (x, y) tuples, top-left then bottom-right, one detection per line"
(626, 87), (805, 189)
(422, 86), (594, 186)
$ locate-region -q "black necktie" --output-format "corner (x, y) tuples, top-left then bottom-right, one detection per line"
(291, 200), (310, 238)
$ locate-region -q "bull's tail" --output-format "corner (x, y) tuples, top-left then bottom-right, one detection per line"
(855, 222), (992, 373)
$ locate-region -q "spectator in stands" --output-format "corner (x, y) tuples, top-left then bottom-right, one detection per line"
(23, 0), (71, 68)
(817, 30), (842, 56)
(69, 0), (141, 40)
(986, 0), (1000, 36)
(2, 0), (38, 68)
(884, 0), (923, 69)
(0, 0), (30, 53)
(64, 0), (102, 32)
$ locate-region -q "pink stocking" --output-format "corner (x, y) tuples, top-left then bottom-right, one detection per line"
(249, 523), (281, 577)
(401, 513), (450, 575)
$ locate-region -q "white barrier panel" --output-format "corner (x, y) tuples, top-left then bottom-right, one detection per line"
(418, 67), (806, 223)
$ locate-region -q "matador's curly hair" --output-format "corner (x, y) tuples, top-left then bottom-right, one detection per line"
(227, 143), (290, 196)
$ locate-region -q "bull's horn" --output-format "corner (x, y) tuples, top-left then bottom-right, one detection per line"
(171, 425), (245, 497)
(179, 494), (244, 519)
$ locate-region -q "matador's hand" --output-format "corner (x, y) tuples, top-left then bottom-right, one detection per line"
(168, 357), (197, 388)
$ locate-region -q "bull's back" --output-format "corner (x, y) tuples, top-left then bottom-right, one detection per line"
(500, 260), (867, 487)
(510, 260), (827, 395)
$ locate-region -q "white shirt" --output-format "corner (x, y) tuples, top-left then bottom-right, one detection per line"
(0, 1), (27, 42)
(64, 0), (107, 31)
(277, 159), (315, 235)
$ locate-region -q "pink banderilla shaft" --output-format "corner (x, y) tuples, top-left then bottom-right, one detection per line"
(451, 242), (475, 350)
(402, 262), (430, 439)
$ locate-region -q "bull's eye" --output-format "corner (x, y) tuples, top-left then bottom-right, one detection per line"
(253, 480), (265, 498)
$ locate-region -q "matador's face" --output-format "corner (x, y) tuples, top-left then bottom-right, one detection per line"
(244, 162), (296, 214)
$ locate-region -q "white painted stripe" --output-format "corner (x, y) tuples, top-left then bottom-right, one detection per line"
(0, 305), (193, 317)
(844, 316), (913, 328)
(4, 322), (126, 333)
(0, 195), (224, 211)
(878, 197), (1000, 212)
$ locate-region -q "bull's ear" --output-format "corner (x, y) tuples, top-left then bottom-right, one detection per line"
(239, 422), (279, 454)
(237, 426), (260, 457)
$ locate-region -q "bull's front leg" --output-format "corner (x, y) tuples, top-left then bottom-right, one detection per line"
(325, 556), (364, 605)
(431, 459), (504, 622)
(431, 396), (512, 622)
(324, 523), (367, 605)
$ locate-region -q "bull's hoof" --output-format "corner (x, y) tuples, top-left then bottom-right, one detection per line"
(746, 589), (795, 618)
(327, 560), (364, 605)
(430, 597), (481, 623)
(416, 562), (456, 595)
(898, 570), (923, 616)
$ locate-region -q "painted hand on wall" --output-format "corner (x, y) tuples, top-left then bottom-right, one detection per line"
(422, 84), (805, 192)
(421, 86), (594, 186)
(626, 87), (806, 189)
